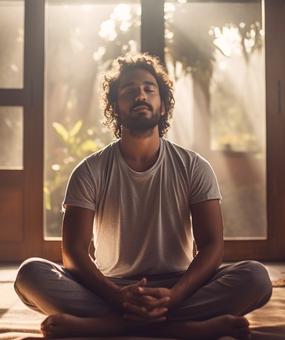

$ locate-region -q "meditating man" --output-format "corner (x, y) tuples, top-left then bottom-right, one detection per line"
(14, 54), (272, 339)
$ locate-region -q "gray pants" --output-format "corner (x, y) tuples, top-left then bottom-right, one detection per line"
(14, 258), (272, 321)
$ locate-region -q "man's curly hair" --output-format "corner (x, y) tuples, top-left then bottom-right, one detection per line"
(102, 53), (175, 138)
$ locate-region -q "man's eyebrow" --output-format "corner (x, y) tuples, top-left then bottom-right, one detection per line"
(143, 81), (158, 87)
(119, 81), (158, 90)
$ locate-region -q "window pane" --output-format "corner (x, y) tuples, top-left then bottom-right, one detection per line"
(165, 1), (266, 239)
(0, 1), (24, 88)
(44, 2), (141, 238)
(0, 106), (23, 169)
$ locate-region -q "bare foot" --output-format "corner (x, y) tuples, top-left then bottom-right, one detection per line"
(167, 314), (251, 340)
(201, 314), (250, 339)
(40, 313), (125, 338)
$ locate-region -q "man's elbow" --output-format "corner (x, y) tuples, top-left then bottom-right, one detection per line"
(198, 240), (224, 266)
(62, 246), (75, 270)
(61, 243), (87, 271)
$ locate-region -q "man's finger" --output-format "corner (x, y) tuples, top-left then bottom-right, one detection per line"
(149, 297), (170, 309)
(140, 295), (170, 308)
(136, 277), (147, 286)
(137, 286), (164, 298)
(123, 301), (168, 319)
(129, 294), (157, 305)
(147, 307), (168, 318)
(123, 302), (147, 316)
(126, 278), (147, 294)
(127, 294), (170, 311)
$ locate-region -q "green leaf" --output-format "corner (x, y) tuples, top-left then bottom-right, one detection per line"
(52, 122), (69, 142)
(80, 140), (99, 153)
(70, 120), (83, 137)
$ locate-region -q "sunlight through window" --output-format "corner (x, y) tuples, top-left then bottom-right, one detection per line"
(44, 1), (141, 238)
(165, 1), (266, 239)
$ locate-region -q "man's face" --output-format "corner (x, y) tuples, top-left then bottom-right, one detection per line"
(116, 68), (165, 135)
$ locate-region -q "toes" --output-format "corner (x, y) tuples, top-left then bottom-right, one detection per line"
(41, 315), (58, 337)
(41, 315), (54, 327)
(41, 316), (51, 329)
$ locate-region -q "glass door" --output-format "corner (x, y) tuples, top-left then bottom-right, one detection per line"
(43, 1), (141, 258)
(165, 0), (285, 260)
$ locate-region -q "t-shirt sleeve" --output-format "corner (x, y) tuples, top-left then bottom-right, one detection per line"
(189, 154), (222, 205)
(62, 159), (96, 211)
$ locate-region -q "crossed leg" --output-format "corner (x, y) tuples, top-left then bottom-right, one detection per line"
(14, 258), (272, 339)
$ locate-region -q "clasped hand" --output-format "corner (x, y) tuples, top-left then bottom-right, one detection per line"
(119, 278), (172, 324)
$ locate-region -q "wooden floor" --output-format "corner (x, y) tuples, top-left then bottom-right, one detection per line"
(0, 263), (284, 339)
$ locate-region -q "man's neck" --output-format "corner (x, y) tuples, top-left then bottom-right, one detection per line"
(119, 128), (161, 172)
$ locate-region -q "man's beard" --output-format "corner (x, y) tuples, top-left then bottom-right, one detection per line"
(119, 105), (162, 135)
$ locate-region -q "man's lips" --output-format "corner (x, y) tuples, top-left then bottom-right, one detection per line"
(131, 104), (152, 112)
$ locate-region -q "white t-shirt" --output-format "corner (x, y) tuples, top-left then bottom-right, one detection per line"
(63, 139), (221, 278)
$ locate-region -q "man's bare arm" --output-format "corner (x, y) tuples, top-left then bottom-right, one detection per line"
(62, 205), (121, 305)
(171, 199), (224, 305)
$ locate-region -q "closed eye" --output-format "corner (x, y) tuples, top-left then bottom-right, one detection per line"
(144, 86), (156, 93)
(122, 88), (136, 95)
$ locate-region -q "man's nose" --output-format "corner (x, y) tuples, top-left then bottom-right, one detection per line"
(134, 88), (146, 101)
